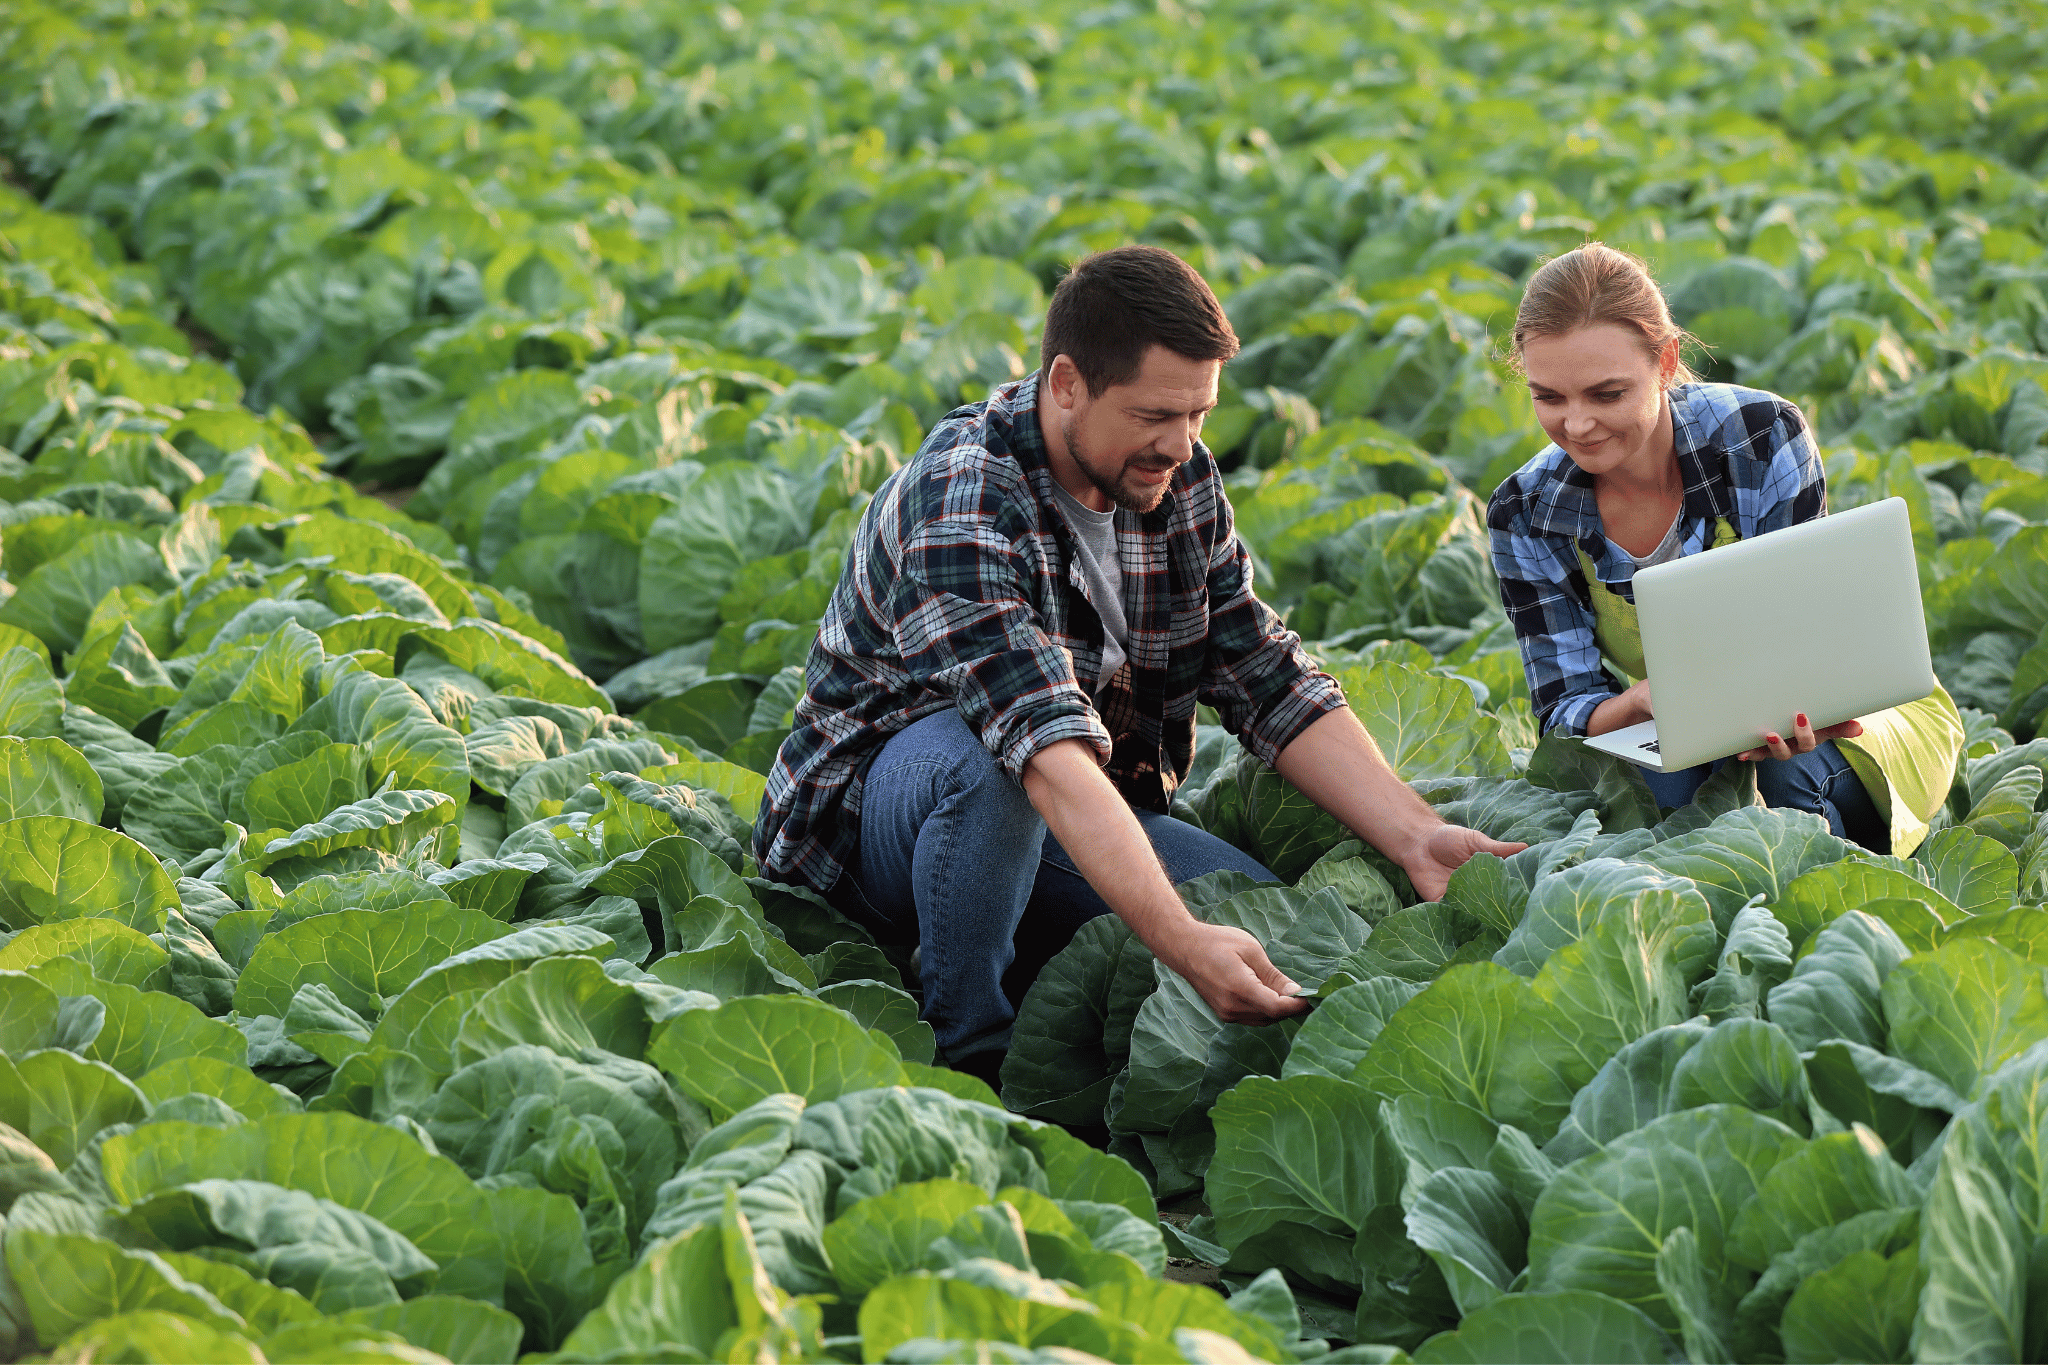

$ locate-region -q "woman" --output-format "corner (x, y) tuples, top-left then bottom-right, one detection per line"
(1486, 243), (1961, 854)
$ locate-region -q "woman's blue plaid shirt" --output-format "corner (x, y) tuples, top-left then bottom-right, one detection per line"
(754, 373), (1347, 892)
(1486, 381), (1827, 737)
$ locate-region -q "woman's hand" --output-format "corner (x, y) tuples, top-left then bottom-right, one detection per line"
(1737, 711), (1865, 762)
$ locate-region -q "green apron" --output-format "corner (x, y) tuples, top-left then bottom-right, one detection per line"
(1575, 521), (1962, 856)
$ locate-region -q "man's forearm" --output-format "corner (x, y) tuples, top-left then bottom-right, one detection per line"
(1019, 737), (1307, 1023)
(1019, 739), (1195, 950)
(1271, 706), (1441, 866)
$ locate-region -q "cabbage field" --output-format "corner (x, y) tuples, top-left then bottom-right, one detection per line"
(1, 0), (2047, 1360)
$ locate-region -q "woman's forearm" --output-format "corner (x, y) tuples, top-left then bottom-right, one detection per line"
(1586, 680), (1654, 735)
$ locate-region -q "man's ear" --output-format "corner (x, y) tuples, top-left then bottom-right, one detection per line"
(1044, 354), (1085, 412)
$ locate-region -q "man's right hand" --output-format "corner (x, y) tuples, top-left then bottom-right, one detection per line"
(1154, 921), (1310, 1024)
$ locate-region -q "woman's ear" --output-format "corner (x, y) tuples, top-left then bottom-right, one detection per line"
(1658, 336), (1683, 387)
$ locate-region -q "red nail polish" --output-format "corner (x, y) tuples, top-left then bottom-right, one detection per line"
(1795, 713), (1807, 727)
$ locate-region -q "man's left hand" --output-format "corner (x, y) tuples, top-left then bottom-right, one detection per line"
(1399, 825), (1529, 902)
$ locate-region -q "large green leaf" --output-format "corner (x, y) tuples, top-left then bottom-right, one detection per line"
(1667, 257), (1801, 361)
(637, 674), (765, 755)
(856, 1265), (1136, 1361)
(64, 622), (180, 729)
(0, 648), (64, 740)
(1779, 1246), (1923, 1365)
(0, 530), (171, 653)
(240, 743), (372, 835)
(1333, 660), (1513, 780)
(1722, 1127), (1917, 1273)
(1000, 916), (1134, 1125)
(0, 736), (102, 823)
(30, 958), (245, 1078)
(1494, 859), (1712, 978)
(101, 1111), (504, 1301)
(119, 745), (245, 865)
(1526, 1106), (1807, 1332)
(1205, 1073), (1405, 1283)
(1490, 882), (1718, 1141)
(815, 979), (936, 1066)
(1881, 938), (2048, 1098)
(549, 1219), (735, 1362)
(1523, 733), (1660, 832)
(425, 1044), (684, 1246)
(647, 994), (905, 1121)
(1952, 525), (2048, 639)
(0, 1048), (149, 1166)
(1409, 1289), (1678, 1364)
(281, 517), (474, 626)
(1766, 910), (1913, 1053)
(4, 1232), (245, 1347)
(1354, 962), (1525, 1116)
(1405, 1165), (1527, 1316)
(394, 618), (610, 712)
(135, 1056), (300, 1119)
(451, 953), (651, 1065)
(1912, 1119), (2030, 1364)
(1914, 827), (2021, 919)
(0, 816), (177, 932)
(288, 669), (469, 812)
(1665, 1017), (1811, 1134)
(1635, 807), (1848, 932)
(233, 904), (510, 1019)
(1774, 859), (1960, 947)
(639, 462), (810, 651)
(333, 1297), (526, 1365)
(42, 1310), (264, 1364)
(246, 789), (457, 872)
(121, 1179), (436, 1291)
(1120, 885), (1365, 1131)
(1282, 975), (1424, 1083)
(0, 918), (168, 989)
(819, 1177), (990, 1297)
(504, 738), (674, 830)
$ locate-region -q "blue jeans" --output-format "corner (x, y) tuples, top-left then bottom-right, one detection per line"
(1640, 740), (1887, 851)
(834, 708), (1276, 1065)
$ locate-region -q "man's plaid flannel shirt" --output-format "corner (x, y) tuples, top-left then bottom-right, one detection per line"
(1486, 381), (1827, 737)
(754, 373), (1349, 893)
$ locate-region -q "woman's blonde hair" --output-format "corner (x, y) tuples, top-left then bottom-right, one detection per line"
(1509, 242), (1699, 386)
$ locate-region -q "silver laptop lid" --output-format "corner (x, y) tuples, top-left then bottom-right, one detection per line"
(1632, 497), (1934, 771)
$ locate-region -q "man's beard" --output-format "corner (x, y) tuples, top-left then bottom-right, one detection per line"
(1062, 417), (1176, 513)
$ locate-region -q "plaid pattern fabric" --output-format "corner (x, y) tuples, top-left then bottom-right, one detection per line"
(1486, 382), (1826, 736)
(755, 373), (1348, 891)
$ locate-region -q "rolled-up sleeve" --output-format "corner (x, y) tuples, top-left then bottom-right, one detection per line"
(892, 514), (1113, 780)
(1197, 496), (1348, 763)
(1489, 497), (1618, 737)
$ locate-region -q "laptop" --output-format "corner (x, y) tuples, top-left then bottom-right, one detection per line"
(1583, 497), (1934, 773)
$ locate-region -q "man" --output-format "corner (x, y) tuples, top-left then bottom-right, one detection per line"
(756, 245), (1523, 1086)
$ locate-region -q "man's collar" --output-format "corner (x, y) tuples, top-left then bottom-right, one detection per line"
(1006, 371), (1049, 472)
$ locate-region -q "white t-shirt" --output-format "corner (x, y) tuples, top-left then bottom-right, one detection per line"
(1049, 482), (1130, 690)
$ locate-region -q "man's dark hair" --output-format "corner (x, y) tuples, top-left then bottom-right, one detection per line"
(1039, 245), (1240, 396)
